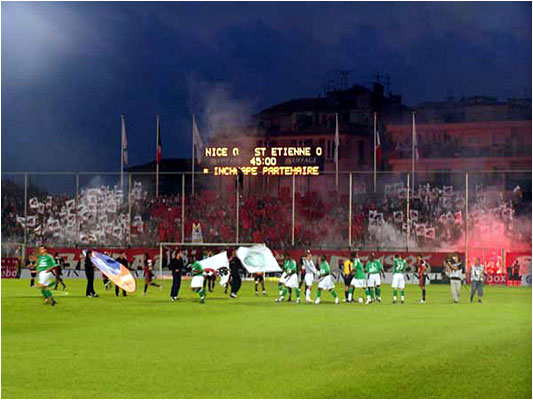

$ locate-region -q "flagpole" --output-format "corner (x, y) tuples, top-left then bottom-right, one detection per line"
(373, 112), (377, 193)
(192, 114), (195, 197)
(120, 115), (125, 194)
(335, 113), (339, 190)
(156, 114), (160, 198)
(412, 111), (416, 190)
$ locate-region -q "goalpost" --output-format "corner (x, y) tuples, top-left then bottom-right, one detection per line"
(157, 242), (264, 276)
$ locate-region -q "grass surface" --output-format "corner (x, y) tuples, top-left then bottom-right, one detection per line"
(2, 279), (531, 399)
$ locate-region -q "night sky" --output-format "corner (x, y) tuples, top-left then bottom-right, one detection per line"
(2, 1), (531, 173)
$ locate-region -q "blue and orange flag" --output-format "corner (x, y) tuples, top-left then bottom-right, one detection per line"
(84, 251), (137, 293)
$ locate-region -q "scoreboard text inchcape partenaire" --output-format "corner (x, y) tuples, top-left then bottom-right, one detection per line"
(202, 145), (325, 176)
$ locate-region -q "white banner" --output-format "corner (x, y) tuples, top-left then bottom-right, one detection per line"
(197, 251), (229, 271)
(236, 245), (282, 273)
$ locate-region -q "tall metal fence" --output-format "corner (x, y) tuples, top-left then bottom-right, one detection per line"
(2, 170), (531, 258)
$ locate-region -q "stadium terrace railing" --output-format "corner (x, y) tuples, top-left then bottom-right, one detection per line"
(1, 170), (531, 264)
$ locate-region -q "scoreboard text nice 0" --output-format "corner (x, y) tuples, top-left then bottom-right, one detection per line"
(202, 145), (325, 176)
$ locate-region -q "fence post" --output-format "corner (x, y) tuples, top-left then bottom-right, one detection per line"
(236, 179), (240, 244)
(348, 172), (352, 248)
(406, 173), (410, 252)
(128, 173), (132, 246)
(291, 175), (295, 247)
(23, 173), (28, 262)
(75, 172), (79, 246)
(181, 173), (185, 243)
(465, 172), (469, 268)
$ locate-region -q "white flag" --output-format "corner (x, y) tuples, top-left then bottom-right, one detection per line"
(192, 114), (204, 163)
(197, 251), (229, 271)
(236, 245), (282, 273)
(121, 116), (128, 165)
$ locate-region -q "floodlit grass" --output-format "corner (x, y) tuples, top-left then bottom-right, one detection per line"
(2, 279), (531, 399)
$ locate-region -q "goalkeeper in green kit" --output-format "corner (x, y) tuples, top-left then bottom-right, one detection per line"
(36, 245), (58, 306)
(365, 253), (385, 304)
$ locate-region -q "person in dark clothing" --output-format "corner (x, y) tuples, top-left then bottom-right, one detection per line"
(85, 251), (98, 298)
(28, 254), (37, 288)
(229, 250), (245, 298)
(143, 253), (162, 295)
(115, 251), (129, 297)
(168, 250), (186, 301)
(202, 251), (216, 293)
(53, 252), (67, 291)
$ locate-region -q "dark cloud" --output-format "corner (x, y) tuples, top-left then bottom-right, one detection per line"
(2, 1), (531, 173)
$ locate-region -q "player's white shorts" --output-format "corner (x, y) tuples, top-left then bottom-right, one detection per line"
(367, 273), (381, 287)
(38, 271), (53, 286)
(219, 274), (229, 287)
(285, 273), (298, 289)
(304, 273), (315, 286)
(318, 275), (335, 290)
(191, 275), (204, 289)
(279, 272), (288, 285)
(391, 273), (405, 289)
(350, 278), (366, 288)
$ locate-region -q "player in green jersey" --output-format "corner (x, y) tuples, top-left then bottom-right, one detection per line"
(347, 251), (366, 303)
(276, 254), (301, 303)
(391, 254), (407, 303)
(190, 258), (206, 303)
(315, 254), (339, 304)
(36, 246), (58, 306)
(365, 253), (385, 304)
(277, 252), (292, 301)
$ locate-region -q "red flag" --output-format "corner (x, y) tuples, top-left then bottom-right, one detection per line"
(156, 115), (162, 164)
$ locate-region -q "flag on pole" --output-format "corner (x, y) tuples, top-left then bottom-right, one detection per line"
(156, 115), (162, 164)
(121, 116), (128, 165)
(192, 114), (204, 163)
(375, 129), (382, 165)
(413, 114), (419, 161)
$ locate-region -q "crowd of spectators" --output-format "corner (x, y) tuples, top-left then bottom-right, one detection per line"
(1, 178), (531, 250)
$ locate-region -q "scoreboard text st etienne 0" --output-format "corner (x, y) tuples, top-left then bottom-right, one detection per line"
(202, 145), (325, 176)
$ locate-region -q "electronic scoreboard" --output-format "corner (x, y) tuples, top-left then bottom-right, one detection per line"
(202, 145), (325, 176)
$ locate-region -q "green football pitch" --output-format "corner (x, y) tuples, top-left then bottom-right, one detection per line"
(2, 279), (531, 399)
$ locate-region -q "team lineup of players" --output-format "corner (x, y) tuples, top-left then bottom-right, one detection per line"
(30, 246), (485, 306)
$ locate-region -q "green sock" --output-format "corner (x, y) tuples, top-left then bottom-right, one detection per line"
(281, 288), (288, 297)
(377, 287), (381, 297)
(400, 290), (405, 297)
(295, 288), (300, 299)
(316, 289), (322, 298)
(40, 288), (49, 299)
(46, 289), (54, 298)
(365, 288), (370, 298)
(199, 289), (205, 297)
(331, 290), (338, 298)
(369, 289), (375, 299)
(393, 289), (398, 297)
(278, 285), (282, 293)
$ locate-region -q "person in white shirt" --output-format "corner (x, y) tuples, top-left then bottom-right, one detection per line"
(470, 258), (485, 303)
(447, 254), (464, 303)
(302, 250), (317, 303)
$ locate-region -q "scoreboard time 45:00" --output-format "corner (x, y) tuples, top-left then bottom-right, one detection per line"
(202, 146), (324, 176)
